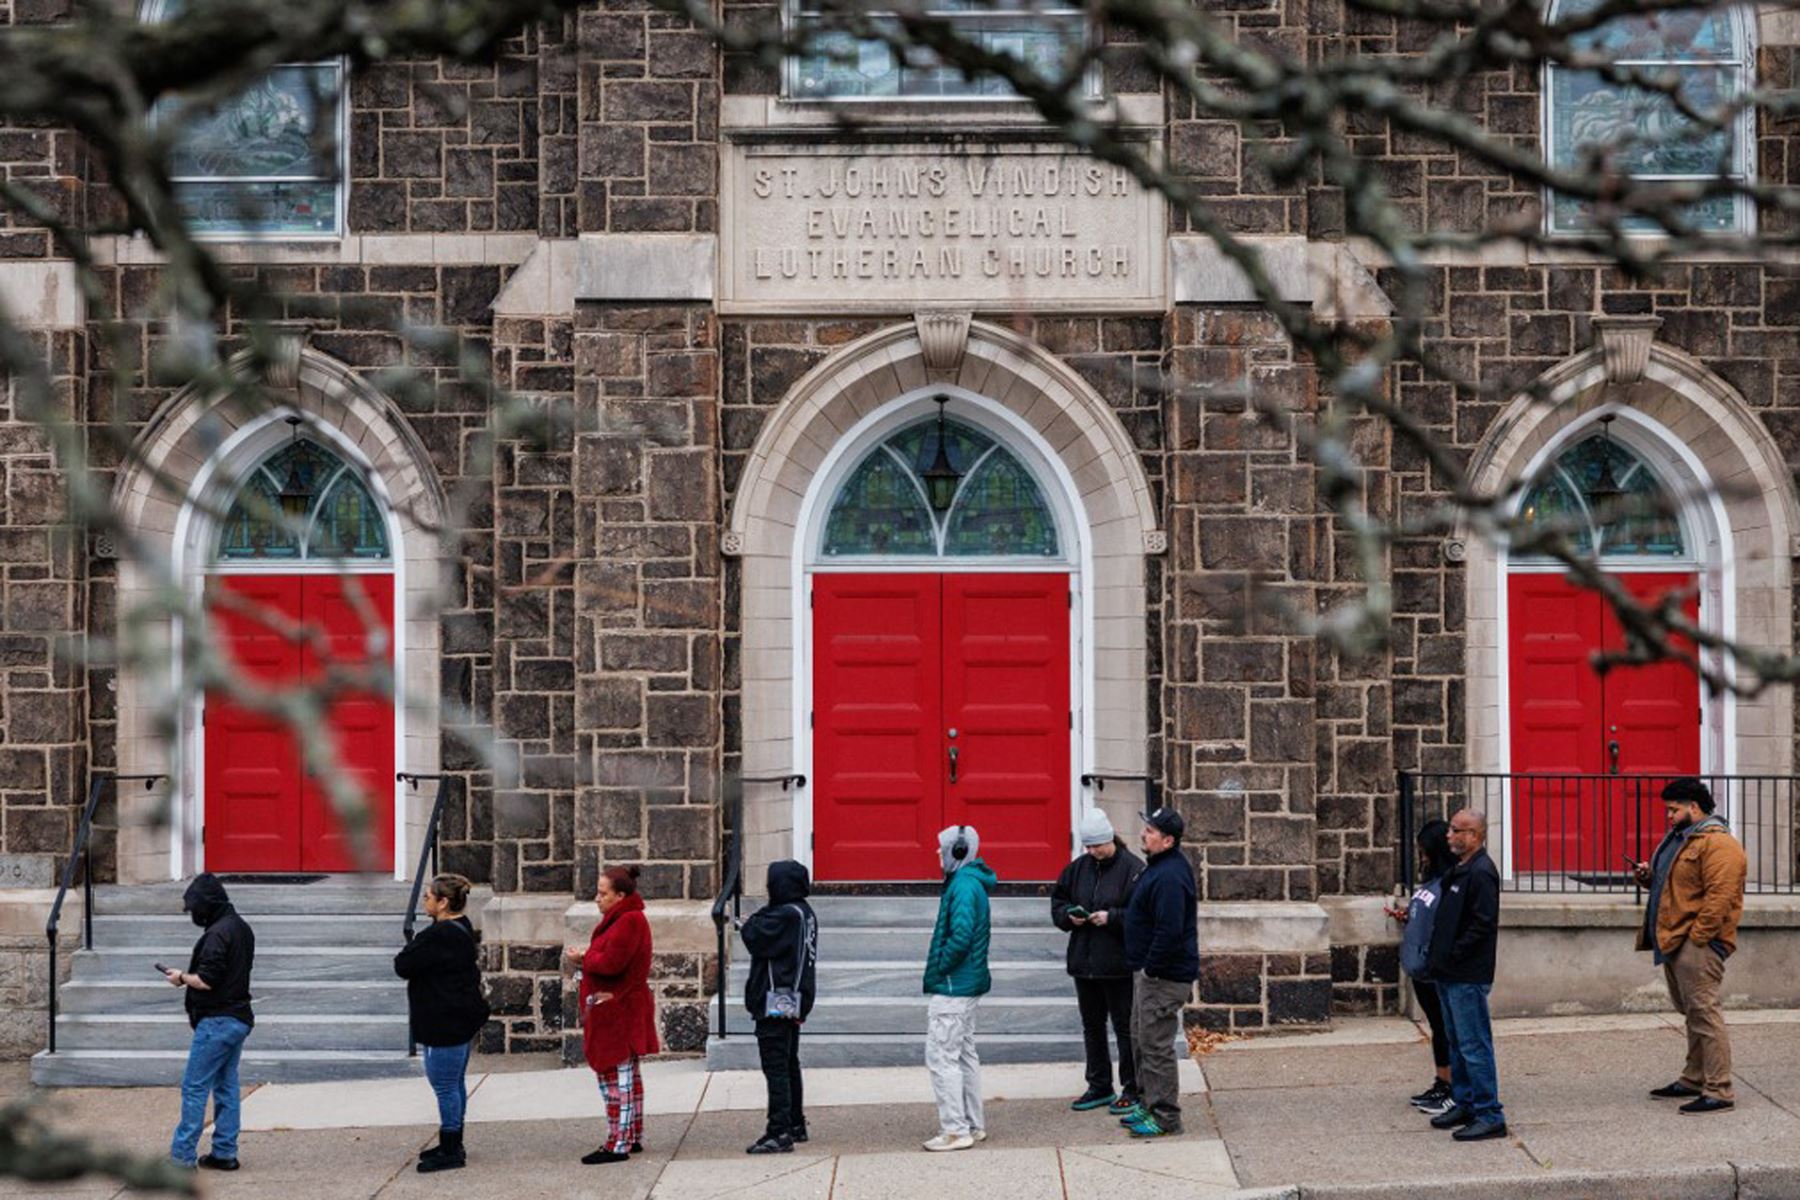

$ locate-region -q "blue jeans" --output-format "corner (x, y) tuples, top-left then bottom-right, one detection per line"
(170, 1016), (251, 1165)
(422, 1039), (474, 1131)
(1439, 981), (1504, 1125)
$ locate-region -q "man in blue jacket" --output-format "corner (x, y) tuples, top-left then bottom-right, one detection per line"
(921, 824), (997, 1152)
(1120, 807), (1198, 1138)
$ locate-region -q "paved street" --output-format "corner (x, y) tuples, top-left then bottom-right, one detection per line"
(13, 1011), (1800, 1198)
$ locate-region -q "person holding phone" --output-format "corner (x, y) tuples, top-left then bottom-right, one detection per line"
(166, 873), (255, 1172)
(1632, 777), (1747, 1114)
(567, 864), (659, 1164)
(394, 873), (490, 1172)
(1051, 809), (1144, 1115)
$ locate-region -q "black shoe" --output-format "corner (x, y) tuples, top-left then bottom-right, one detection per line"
(1679, 1096), (1735, 1114)
(581, 1148), (631, 1165)
(1650, 1081), (1702, 1099)
(1453, 1119), (1509, 1141)
(1071, 1087), (1115, 1112)
(1429, 1106), (1475, 1129)
(1410, 1080), (1451, 1108)
(747, 1133), (794, 1155)
(630, 1141), (644, 1154)
(788, 1126), (808, 1144)
(196, 1155), (239, 1171)
(418, 1129), (465, 1173)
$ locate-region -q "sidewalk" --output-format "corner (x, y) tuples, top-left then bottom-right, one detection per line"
(12, 1011), (1800, 1198)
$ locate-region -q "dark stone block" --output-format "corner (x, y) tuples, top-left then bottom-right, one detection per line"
(1205, 866), (1286, 901)
(507, 944), (562, 973)
(485, 974), (536, 1016)
(660, 1000), (709, 1052)
(1199, 954), (1263, 1006)
(1248, 815), (1314, 867)
(648, 805), (713, 860)
(494, 791), (551, 839)
(1268, 978), (1333, 1026)
(1364, 943), (1401, 985)
(647, 693), (716, 747)
(644, 580), (716, 630)
(1330, 943), (1360, 983)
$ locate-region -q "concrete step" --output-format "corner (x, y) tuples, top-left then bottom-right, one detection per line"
(704, 1031), (1092, 1071)
(738, 926), (1066, 963)
(31, 1048), (422, 1087)
(762, 896), (1054, 928)
(57, 979), (408, 1016)
(728, 960), (1071, 997)
(73, 946), (400, 983)
(51, 1012), (411, 1053)
(93, 879), (413, 916)
(763, 996), (1084, 1036)
(90, 913), (403, 949)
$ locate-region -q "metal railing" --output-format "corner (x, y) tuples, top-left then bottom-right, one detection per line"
(1398, 771), (1800, 897)
(1080, 772), (1160, 820)
(44, 773), (166, 1054)
(710, 772), (805, 1041)
(398, 771), (453, 1058)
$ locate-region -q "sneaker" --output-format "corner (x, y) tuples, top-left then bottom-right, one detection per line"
(1071, 1087), (1115, 1112)
(1651, 1081), (1702, 1100)
(196, 1155), (239, 1172)
(1116, 1104), (1149, 1126)
(1126, 1115), (1178, 1138)
(1679, 1096), (1735, 1115)
(1417, 1094), (1458, 1118)
(746, 1133), (794, 1155)
(1107, 1094), (1140, 1116)
(788, 1126), (808, 1144)
(970, 1129), (987, 1143)
(1452, 1118), (1509, 1141)
(580, 1148), (630, 1165)
(1410, 1080), (1451, 1108)
(923, 1133), (976, 1152)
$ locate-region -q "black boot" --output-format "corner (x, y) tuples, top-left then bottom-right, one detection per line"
(582, 1146), (630, 1165)
(418, 1128), (465, 1173)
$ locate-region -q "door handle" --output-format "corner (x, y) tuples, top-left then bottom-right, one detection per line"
(1608, 740), (1621, 774)
(948, 745), (959, 784)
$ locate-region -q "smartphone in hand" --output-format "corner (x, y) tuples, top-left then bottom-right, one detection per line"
(1065, 905), (1089, 921)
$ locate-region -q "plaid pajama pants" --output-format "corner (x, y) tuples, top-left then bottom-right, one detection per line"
(596, 1055), (644, 1152)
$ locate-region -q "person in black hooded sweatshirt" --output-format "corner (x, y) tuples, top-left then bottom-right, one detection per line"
(166, 873), (255, 1171)
(394, 872), (490, 1173)
(739, 860), (818, 1155)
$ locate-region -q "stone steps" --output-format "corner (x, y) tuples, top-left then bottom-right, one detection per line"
(30, 1048), (421, 1087)
(705, 1032), (1097, 1071)
(55, 978), (408, 1016)
(48, 1012), (411, 1052)
(90, 913), (400, 948)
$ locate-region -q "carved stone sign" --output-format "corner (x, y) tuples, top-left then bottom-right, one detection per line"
(720, 142), (1166, 313)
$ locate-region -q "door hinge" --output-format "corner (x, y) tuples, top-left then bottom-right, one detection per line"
(1068, 710), (1074, 729)
(809, 711), (814, 728)
(1068, 590), (1073, 609)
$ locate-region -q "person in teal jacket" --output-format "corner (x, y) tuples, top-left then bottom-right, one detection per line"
(921, 824), (998, 1152)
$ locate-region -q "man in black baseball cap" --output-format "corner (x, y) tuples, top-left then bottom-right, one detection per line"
(1118, 807), (1198, 1138)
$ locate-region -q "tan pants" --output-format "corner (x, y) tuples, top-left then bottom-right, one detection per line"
(1662, 939), (1734, 1101)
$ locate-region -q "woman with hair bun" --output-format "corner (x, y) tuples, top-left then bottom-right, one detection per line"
(393, 872), (489, 1172)
(565, 863), (660, 1165)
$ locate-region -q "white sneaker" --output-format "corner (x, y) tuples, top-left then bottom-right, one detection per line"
(923, 1133), (976, 1152)
(971, 1129), (988, 1143)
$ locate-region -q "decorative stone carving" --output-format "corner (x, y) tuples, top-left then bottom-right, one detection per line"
(915, 310), (972, 380)
(1143, 529), (1168, 555)
(1593, 316), (1662, 385)
(720, 531), (744, 557)
(265, 335), (302, 390)
(1443, 538), (1467, 564)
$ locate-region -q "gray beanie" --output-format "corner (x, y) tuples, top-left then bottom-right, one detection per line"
(938, 824), (979, 874)
(1078, 808), (1115, 846)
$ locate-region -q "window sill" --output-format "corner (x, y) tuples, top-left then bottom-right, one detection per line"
(721, 92), (1163, 137)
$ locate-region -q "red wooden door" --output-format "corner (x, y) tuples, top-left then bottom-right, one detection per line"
(942, 574), (1071, 882)
(1507, 572), (1700, 874)
(812, 572), (1072, 882)
(205, 573), (395, 873)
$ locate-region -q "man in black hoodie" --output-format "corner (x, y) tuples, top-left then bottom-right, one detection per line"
(740, 860), (818, 1155)
(167, 873), (256, 1170)
(1424, 809), (1506, 1142)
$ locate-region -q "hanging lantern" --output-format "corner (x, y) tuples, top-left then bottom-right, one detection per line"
(277, 416), (312, 519)
(921, 397), (961, 513)
(1585, 414), (1626, 508)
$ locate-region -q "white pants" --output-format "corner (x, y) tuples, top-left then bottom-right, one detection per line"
(925, 994), (983, 1135)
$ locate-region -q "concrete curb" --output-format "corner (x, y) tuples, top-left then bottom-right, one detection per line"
(1231, 1162), (1800, 1200)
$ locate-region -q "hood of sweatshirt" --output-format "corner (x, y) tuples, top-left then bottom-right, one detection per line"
(938, 825), (981, 875)
(766, 859), (811, 905)
(183, 873), (232, 928)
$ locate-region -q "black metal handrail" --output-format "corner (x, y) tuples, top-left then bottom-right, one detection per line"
(711, 772), (805, 1041)
(399, 771), (453, 1058)
(45, 773), (165, 1055)
(1080, 772), (1160, 820)
(1398, 770), (1800, 898)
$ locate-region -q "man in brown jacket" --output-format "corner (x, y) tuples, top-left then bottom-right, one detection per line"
(1631, 778), (1747, 1114)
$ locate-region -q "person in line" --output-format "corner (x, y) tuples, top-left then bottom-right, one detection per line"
(166, 873), (256, 1172)
(1426, 809), (1507, 1142)
(567, 864), (659, 1165)
(1051, 808), (1144, 1115)
(1632, 777), (1747, 1114)
(1119, 807), (1198, 1139)
(1386, 819), (1457, 1116)
(740, 859), (819, 1154)
(394, 872), (491, 1172)
(921, 824), (997, 1152)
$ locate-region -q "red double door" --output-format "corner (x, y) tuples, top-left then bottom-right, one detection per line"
(812, 572), (1072, 883)
(1507, 572), (1701, 872)
(204, 574), (396, 873)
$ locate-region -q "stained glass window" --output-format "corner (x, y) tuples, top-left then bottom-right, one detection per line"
(788, 0), (1091, 99)
(215, 439), (391, 561)
(144, 0), (345, 238)
(821, 416), (1061, 558)
(1544, 0), (1751, 235)
(1517, 434), (1686, 558)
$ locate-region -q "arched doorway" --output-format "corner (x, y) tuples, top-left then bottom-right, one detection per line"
(1504, 408), (1723, 875)
(196, 420), (399, 873)
(803, 394), (1081, 883)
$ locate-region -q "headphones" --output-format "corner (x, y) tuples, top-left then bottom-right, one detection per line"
(949, 825), (969, 862)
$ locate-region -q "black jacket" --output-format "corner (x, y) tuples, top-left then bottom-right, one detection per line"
(1123, 846), (1199, 983)
(742, 860), (818, 1020)
(182, 874), (255, 1030)
(394, 915), (490, 1047)
(1050, 841), (1144, 978)
(1427, 848), (1501, 985)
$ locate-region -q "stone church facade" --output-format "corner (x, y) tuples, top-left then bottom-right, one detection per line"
(3, 0), (1800, 1062)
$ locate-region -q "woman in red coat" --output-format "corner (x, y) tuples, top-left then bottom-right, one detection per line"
(565, 864), (660, 1165)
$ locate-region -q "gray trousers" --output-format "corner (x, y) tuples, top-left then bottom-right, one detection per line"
(1130, 971), (1188, 1129)
(925, 994), (983, 1135)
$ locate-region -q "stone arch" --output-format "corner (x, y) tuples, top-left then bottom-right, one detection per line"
(725, 319), (1162, 875)
(1462, 337), (1797, 782)
(110, 348), (449, 881)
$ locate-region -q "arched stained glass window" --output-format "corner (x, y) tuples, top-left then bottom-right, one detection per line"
(1544, 0), (1752, 235)
(215, 439), (391, 561)
(1517, 433), (1686, 558)
(821, 416), (1060, 558)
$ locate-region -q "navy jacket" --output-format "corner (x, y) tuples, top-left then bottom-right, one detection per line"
(1426, 848), (1500, 985)
(1123, 846), (1198, 983)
